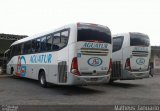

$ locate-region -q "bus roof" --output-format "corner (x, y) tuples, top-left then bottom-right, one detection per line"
(10, 23), (76, 47)
(112, 32), (148, 38)
(11, 22), (110, 47)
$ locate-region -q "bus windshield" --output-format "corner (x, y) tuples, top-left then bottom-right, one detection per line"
(77, 25), (111, 43)
(130, 33), (150, 46)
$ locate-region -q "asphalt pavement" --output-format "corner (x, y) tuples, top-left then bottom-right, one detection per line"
(0, 74), (159, 105)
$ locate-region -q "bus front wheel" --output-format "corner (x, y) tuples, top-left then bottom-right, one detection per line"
(39, 71), (47, 88)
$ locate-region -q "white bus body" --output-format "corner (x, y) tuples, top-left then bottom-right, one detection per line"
(7, 23), (112, 86)
(111, 32), (150, 81)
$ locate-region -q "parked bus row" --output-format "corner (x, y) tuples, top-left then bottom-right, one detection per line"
(5, 22), (151, 87)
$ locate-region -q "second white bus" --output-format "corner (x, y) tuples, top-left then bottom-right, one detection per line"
(111, 32), (150, 82)
(7, 23), (112, 87)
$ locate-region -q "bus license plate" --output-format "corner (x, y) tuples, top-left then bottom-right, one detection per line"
(90, 78), (98, 81)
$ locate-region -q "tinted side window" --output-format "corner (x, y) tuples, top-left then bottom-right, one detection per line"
(35, 38), (41, 53)
(46, 35), (53, 51)
(7, 49), (11, 60)
(60, 30), (69, 48)
(14, 45), (19, 56)
(53, 33), (60, 51)
(41, 36), (47, 52)
(10, 46), (14, 58)
(113, 36), (124, 52)
(31, 39), (36, 53)
(21, 44), (24, 55)
(24, 41), (32, 54)
(6, 50), (11, 61)
(17, 44), (22, 55)
(13, 46), (17, 56)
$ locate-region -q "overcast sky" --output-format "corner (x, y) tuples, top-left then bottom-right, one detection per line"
(0, 0), (159, 45)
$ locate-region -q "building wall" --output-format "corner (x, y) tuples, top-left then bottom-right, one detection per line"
(153, 55), (160, 74)
(151, 47), (160, 75)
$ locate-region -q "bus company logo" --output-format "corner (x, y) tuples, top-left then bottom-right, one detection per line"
(136, 58), (145, 65)
(88, 57), (102, 67)
(30, 54), (52, 64)
(83, 42), (108, 49)
(16, 56), (26, 77)
(133, 47), (148, 52)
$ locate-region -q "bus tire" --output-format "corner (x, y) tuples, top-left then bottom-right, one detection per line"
(10, 67), (14, 75)
(10, 68), (18, 79)
(39, 71), (47, 88)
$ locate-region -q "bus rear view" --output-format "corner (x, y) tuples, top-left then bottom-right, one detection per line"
(112, 32), (150, 81)
(129, 33), (150, 78)
(69, 23), (112, 85)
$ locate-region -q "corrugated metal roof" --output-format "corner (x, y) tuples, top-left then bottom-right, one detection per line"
(151, 46), (160, 50)
(0, 34), (28, 56)
(0, 33), (27, 40)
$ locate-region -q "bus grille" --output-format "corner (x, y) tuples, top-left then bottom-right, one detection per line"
(111, 61), (122, 79)
(132, 51), (148, 57)
(58, 61), (67, 83)
(80, 48), (109, 56)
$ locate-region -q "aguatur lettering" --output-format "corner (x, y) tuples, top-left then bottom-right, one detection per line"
(30, 54), (52, 63)
(83, 42), (108, 49)
(133, 47), (148, 52)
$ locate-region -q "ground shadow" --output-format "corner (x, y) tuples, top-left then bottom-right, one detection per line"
(49, 85), (105, 96)
(105, 81), (144, 88)
(9, 76), (105, 95)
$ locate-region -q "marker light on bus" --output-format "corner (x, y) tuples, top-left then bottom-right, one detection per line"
(70, 57), (80, 76)
(125, 58), (131, 71)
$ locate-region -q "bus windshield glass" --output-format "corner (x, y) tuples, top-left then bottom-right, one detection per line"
(77, 24), (111, 43)
(130, 33), (150, 46)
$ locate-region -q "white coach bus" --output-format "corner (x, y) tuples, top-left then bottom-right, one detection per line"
(7, 23), (112, 87)
(111, 32), (150, 82)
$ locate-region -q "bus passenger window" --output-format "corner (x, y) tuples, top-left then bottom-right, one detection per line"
(17, 44), (22, 55)
(21, 44), (24, 55)
(60, 30), (69, 48)
(31, 40), (36, 53)
(46, 35), (53, 51)
(10, 46), (15, 57)
(35, 39), (41, 53)
(24, 41), (32, 54)
(41, 36), (47, 52)
(14, 45), (19, 56)
(113, 36), (124, 52)
(53, 33), (60, 51)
